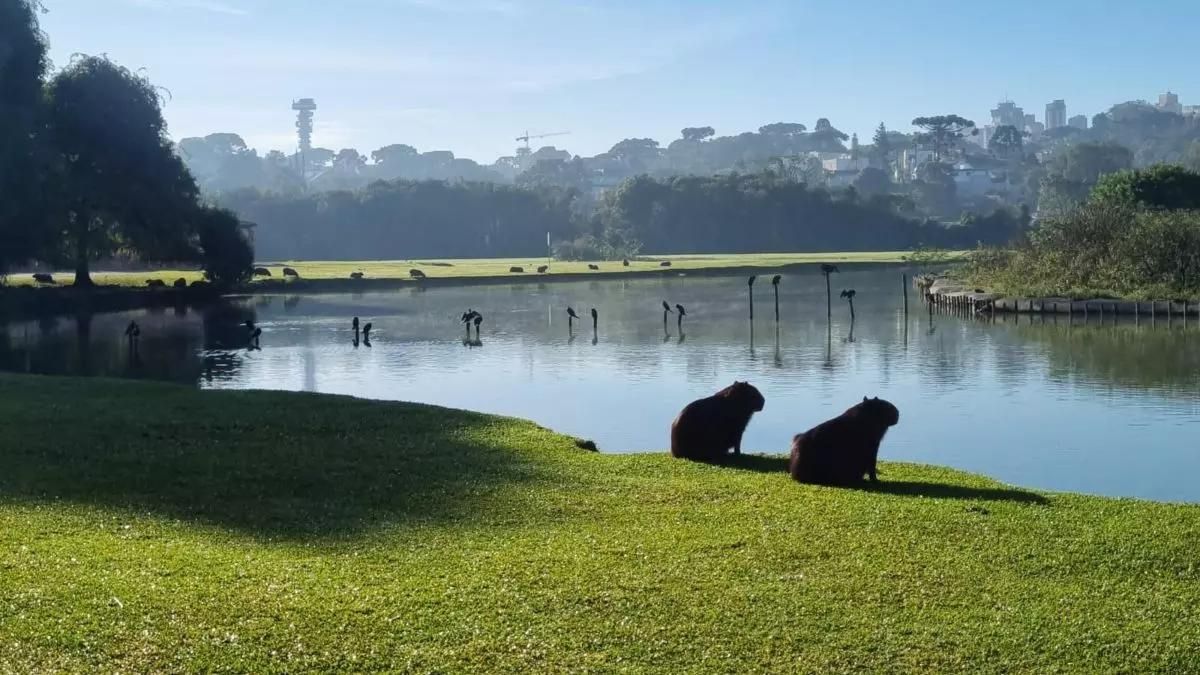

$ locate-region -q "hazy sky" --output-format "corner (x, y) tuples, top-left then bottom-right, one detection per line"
(41, 0), (1200, 163)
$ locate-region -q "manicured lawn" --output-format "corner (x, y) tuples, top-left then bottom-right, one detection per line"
(0, 373), (1196, 672)
(2, 251), (963, 288)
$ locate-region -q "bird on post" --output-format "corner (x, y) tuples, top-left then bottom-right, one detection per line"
(675, 304), (687, 331)
(748, 275), (757, 320)
(567, 306), (580, 332)
(771, 275), (782, 322)
(841, 289), (857, 320)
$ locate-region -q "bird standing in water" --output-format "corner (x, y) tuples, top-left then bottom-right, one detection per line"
(590, 308), (598, 335)
(362, 322), (373, 345)
(472, 313), (482, 337)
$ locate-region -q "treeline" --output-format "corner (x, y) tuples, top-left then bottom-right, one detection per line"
(0, 2), (252, 287)
(222, 182), (578, 260)
(225, 172), (1027, 261)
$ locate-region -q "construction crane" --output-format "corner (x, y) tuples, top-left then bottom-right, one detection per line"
(515, 130), (570, 152)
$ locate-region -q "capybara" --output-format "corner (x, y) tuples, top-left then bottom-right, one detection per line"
(253, 267), (271, 277)
(31, 273), (54, 284)
(145, 279), (166, 287)
(623, 259), (630, 267)
(789, 397), (900, 486)
(350, 271), (364, 279)
(537, 265), (549, 273)
(509, 266), (524, 273)
(190, 280), (209, 288)
(173, 277), (187, 288)
(283, 267), (300, 278)
(670, 381), (765, 461)
(660, 261), (672, 267)
(588, 264), (600, 270)
(409, 268), (426, 279)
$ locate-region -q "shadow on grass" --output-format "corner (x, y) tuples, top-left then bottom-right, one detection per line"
(0, 375), (575, 539)
(711, 454), (1048, 505)
(857, 479), (1049, 505)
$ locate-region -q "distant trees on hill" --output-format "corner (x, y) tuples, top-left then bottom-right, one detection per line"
(225, 170), (1027, 262)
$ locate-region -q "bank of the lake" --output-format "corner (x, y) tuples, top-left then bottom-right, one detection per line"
(1, 374), (1197, 672)
(0, 252), (955, 316)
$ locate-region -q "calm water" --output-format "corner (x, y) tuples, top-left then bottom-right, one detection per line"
(3, 268), (1200, 502)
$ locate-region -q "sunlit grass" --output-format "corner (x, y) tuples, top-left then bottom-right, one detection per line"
(1, 251), (965, 288)
(0, 373), (1197, 672)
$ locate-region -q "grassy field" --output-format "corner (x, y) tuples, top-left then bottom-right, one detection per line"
(1, 374), (1197, 672)
(2, 251), (961, 288)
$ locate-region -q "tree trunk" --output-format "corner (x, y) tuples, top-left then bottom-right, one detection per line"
(73, 217), (93, 288)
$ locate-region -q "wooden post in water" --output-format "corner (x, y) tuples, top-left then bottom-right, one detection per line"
(902, 274), (909, 317)
(1084, 302), (1089, 321)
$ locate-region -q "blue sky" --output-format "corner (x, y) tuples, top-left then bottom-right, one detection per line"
(41, 0), (1200, 162)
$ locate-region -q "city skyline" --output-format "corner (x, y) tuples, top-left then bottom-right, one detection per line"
(40, 0), (1200, 162)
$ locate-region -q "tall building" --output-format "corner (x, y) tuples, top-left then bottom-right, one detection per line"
(291, 98), (317, 177)
(991, 100), (1025, 128)
(1068, 114), (1088, 130)
(1157, 91), (1182, 114)
(1045, 100), (1067, 129)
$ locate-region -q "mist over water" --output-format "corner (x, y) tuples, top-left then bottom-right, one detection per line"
(3, 268), (1199, 502)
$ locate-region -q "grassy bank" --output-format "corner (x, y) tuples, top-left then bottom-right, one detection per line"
(3, 251), (959, 289)
(1, 374), (1197, 672)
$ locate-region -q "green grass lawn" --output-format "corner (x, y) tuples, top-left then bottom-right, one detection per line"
(1, 374), (1197, 672)
(2, 251), (962, 288)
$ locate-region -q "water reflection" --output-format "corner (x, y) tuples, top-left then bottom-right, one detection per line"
(2, 270), (1200, 501)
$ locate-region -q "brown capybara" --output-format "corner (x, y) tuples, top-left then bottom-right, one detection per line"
(789, 397), (900, 486)
(670, 381), (765, 461)
(509, 266), (524, 273)
(409, 268), (426, 279)
(173, 277), (187, 288)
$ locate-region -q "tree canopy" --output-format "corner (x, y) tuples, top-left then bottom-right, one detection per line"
(912, 115), (977, 161)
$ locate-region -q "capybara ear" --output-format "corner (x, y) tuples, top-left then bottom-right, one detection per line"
(863, 395), (868, 402)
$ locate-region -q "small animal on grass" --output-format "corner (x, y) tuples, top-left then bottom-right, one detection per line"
(32, 273), (55, 284)
(173, 278), (187, 288)
(145, 279), (166, 288)
(283, 267), (300, 278)
(253, 267), (271, 277)
(670, 381), (765, 461)
(788, 397), (900, 486)
(509, 266), (525, 273)
(623, 259), (630, 267)
(190, 280), (209, 288)
(537, 265), (549, 273)
(659, 261), (672, 267)
(409, 269), (426, 279)
(588, 264), (600, 271)
(350, 271), (364, 279)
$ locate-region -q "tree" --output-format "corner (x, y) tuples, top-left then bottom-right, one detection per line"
(758, 122), (807, 136)
(196, 206), (254, 287)
(871, 123), (892, 166)
(988, 125), (1024, 158)
(370, 143), (418, 167)
(1045, 142), (1132, 184)
(0, 0), (51, 274)
(912, 115), (977, 161)
(604, 138), (661, 173)
(852, 167), (890, 197)
(680, 126), (715, 142)
(45, 55), (203, 286)
(1091, 165), (1200, 211)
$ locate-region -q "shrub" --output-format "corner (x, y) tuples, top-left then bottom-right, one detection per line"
(197, 207), (254, 287)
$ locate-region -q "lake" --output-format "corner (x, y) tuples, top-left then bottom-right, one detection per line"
(3, 267), (1199, 502)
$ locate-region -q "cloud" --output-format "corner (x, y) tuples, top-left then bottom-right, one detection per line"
(126, 0), (248, 16)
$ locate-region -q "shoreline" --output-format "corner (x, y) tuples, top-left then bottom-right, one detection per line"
(920, 276), (1200, 317)
(1, 257), (924, 317)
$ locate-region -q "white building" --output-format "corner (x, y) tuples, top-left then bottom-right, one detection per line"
(1068, 114), (1088, 130)
(952, 163), (995, 197)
